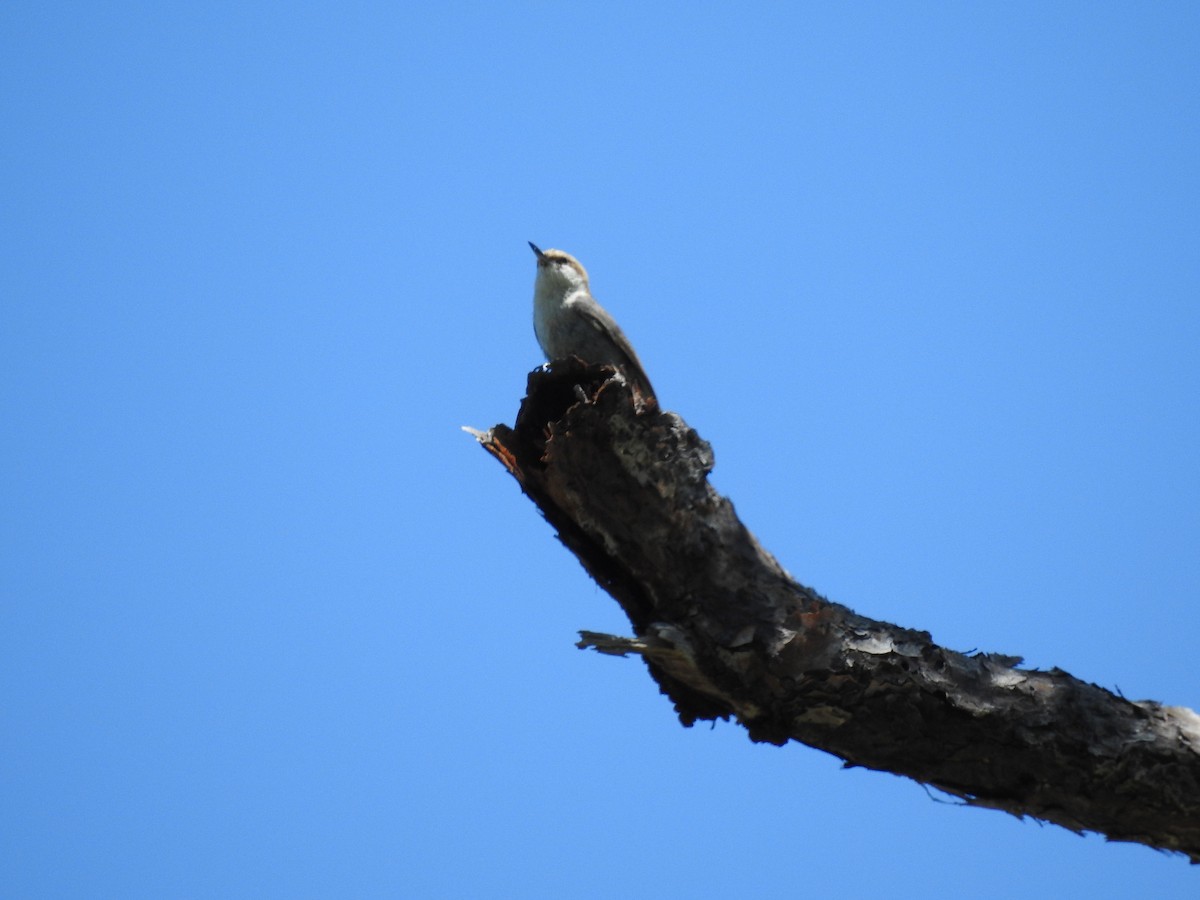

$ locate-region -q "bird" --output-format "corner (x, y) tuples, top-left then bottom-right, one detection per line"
(528, 242), (657, 406)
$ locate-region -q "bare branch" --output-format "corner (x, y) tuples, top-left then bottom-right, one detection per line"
(474, 360), (1200, 862)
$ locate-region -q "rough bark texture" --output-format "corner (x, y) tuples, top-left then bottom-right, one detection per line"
(475, 360), (1200, 862)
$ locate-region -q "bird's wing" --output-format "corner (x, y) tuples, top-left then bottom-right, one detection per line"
(573, 298), (656, 401)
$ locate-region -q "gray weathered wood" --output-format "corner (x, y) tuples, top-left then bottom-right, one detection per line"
(475, 360), (1200, 862)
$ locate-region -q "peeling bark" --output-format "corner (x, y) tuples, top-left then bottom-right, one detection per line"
(474, 360), (1200, 862)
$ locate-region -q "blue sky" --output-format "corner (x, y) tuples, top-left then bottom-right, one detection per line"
(3, 3), (1198, 897)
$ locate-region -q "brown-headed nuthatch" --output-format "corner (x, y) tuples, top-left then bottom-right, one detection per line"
(529, 242), (656, 405)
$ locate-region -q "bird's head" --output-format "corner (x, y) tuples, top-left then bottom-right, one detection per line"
(529, 242), (590, 293)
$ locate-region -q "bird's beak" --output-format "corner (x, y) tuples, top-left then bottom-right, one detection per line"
(528, 241), (545, 262)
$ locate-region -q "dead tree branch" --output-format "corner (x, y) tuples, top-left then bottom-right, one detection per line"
(473, 360), (1200, 862)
